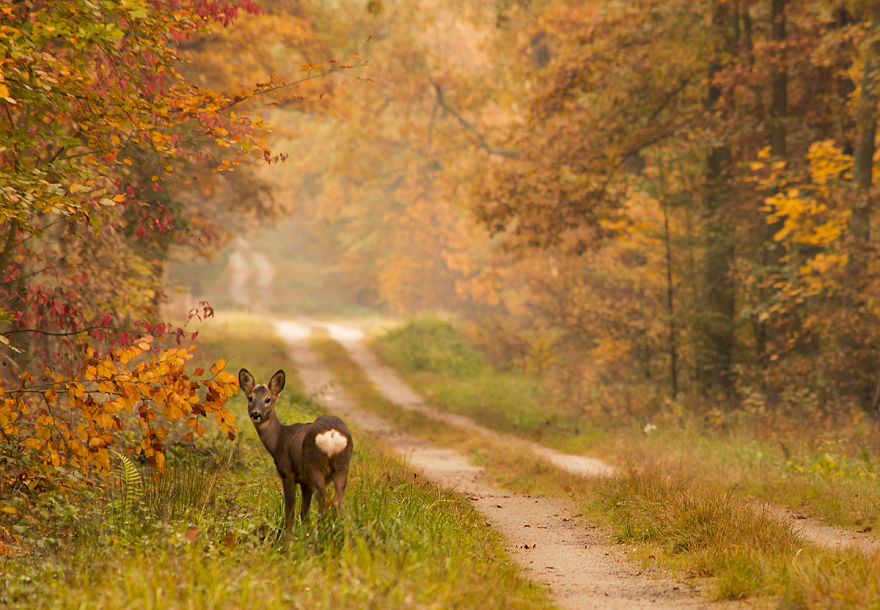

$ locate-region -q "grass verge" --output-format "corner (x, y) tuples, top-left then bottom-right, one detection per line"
(372, 317), (880, 533)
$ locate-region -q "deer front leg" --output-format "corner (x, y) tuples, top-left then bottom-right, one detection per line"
(299, 482), (313, 522)
(281, 475), (297, 531)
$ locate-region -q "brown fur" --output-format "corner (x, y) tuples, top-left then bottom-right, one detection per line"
(238, 368), (353, 529)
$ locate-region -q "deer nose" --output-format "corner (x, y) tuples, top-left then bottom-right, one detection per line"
(250, 412), (263, 422)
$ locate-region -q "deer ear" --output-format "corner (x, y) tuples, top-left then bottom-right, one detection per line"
(268, 369), (286, 395)
(238, 369), (256, 396)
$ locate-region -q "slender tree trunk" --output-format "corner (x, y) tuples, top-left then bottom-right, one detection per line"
(662, 198), (678, 399)
(850, 5), (880, 412)
(770, 0), (787, 159)
(756, 0), (788, 380)
(849, 6), (880, 275)
(699, 1), (737, 401)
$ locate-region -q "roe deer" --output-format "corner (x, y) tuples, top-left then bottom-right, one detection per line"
(238, 368), (353, 529)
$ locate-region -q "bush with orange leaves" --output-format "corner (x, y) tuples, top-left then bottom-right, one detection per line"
(0, 335), (238, 478)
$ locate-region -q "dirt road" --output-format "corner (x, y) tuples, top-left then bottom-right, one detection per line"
(273, 319), (707, 609)
(287, 319), (880, 557)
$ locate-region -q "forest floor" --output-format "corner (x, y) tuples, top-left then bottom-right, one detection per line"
(229, 242), (710, 607)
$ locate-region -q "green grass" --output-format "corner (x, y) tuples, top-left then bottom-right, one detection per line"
(8, 442), (548, 609)
(0, 313), (552, 609)
(360, 316), (880, 604)
(373, 316), (602, 453)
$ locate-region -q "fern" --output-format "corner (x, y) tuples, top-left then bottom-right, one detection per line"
(110, 450), (144, 525)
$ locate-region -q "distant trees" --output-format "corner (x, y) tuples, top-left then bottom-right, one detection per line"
(466, 0), (880, 416)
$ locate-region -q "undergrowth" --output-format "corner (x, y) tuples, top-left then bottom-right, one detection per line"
(373, 316), (880, 531)
(374, 316), (601, 452)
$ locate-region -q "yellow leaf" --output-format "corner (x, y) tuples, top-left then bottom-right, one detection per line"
(211, 359), (225, 376)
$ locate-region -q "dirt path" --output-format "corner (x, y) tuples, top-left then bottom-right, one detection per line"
(274, 319), (707, 609)
(292, 318), (880, 558)
(757, 502), (880, 555)
(227, 240), (276, 311)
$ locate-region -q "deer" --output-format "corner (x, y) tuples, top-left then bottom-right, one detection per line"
(238, 368), (353, 530)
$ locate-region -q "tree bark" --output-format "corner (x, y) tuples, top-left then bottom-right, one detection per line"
(849, 4), (880, 275)
(770, 0), (787, 159)
(699, 0), (737, 400)
(756, 0), (788, 375)
(849, 4), (880, 412)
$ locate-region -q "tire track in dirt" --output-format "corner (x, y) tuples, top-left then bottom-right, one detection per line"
(273, 319), (708, 609)
(307, 321), (614, 478)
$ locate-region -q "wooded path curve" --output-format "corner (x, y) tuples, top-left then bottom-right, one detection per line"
(226, 244), (880, 608)
(273, 319), (708, 609)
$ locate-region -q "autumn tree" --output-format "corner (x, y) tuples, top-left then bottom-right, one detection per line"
(0, 0), (312, 484)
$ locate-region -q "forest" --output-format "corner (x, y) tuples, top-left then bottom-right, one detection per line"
(4, 0), (880, 607)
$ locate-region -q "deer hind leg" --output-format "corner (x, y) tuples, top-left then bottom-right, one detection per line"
(332, 468), (348, 518)
(314, 479), (328, 516)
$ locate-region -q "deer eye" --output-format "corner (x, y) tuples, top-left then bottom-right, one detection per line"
(247, 396), (252, 402)
(264, 397), (270, 404)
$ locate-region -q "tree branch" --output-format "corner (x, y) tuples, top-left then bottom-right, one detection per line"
(430, 78), (520, 158)
(2, 324), (142, 338)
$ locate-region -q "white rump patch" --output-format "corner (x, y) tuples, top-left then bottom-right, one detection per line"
(315, 429), (348, 457)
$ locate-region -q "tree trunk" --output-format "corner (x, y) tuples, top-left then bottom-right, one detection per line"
(770, 0), (787, 159)
(662, 198), (678, 399)
(698, 1), (737, 401)
(850, 4), (880, 412)
(849, 5), (880, 276)
(756, 0), (788, 378)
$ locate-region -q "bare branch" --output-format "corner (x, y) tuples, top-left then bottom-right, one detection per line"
(430, 78), (519, 158)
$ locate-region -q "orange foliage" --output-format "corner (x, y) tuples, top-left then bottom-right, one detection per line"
(0, 337), (237, 475)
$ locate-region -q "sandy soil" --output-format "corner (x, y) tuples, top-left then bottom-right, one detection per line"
(274, 319), (708, 609)
(756, 502), (880, 554)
